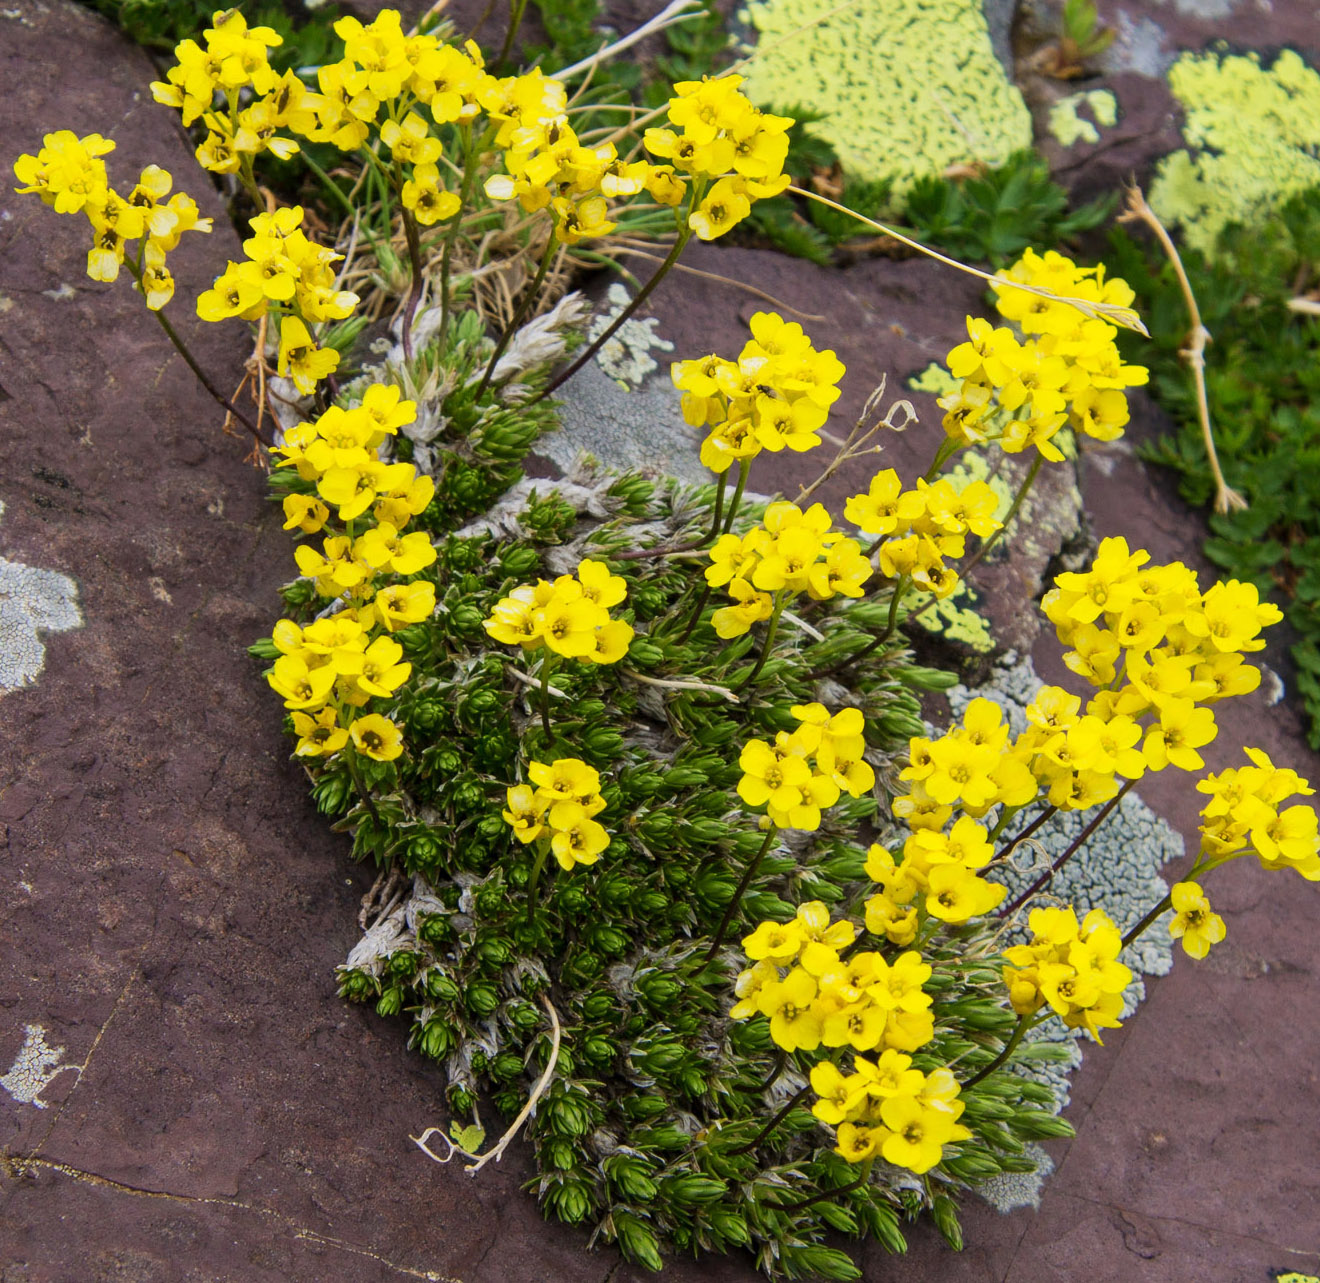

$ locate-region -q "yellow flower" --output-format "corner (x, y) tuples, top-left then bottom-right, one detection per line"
(1167, 881), (1226, 958)
(372, 581), (436, 632)
(878, 1095), (970, 1175)
(350, 713), (405, 762)
(757, 966), (821, 1052)
(688, 177), (751, 241)
(267, 654), (336, 709)
(291, 707), (349, 757)
(278, 316), (340, 395)
(546, 800), (609, 870)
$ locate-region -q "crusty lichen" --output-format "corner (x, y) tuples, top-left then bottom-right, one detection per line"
(741, 0), (1032, 198)
(1149, 49), (1320, 258)
(1047, 90), (1118, 147)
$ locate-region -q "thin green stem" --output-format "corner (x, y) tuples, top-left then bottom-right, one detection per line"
(707, 470), (727, 543)
(439, 125), (484, 350)
(526, 842), (550, 925)
(539, 654), (555, 739)
(721, 458), (751, 536)
(730, 1082), (810, 1156)
(999, 779), (1136, 917)
(1121, 892), (1171, 950)
(299, 150), (354, 217)
(679, 582), (712, 644)
(497, 0), (530, 68)
(961, 1011), (1040, 1089)
(534, 229), (692, 402)
(923, 436), (961, 482)
(400, 203), (424, 363)
(770, 1158), (874, 1213)
(344, 747), (384, 826)
(137, 282), (269, 447)
(703, 825), (778, 963)
(736, 595), (786, 693)
(475, 233), (558, 398)
(808, 575), (909, 680)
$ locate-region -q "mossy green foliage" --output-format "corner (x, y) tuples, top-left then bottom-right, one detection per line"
(257, 322), (1074, 1275)
(902, 151), (1115, 266)
(741, 0), (1031, 199)
(1108, 190), (1320, 745)
(1150, 49), (1320, 260)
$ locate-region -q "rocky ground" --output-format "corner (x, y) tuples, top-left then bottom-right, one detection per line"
(1, 1), (1318, 1280)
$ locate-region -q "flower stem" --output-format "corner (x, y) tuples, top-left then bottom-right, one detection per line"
(736, 595), (786, 693)
(998, 779), (1135, 918)
(526, 842), (549, 925)
(344, 746), (383, 825)
(539, 654), (555, 738)
(721, 458), (751, 535)
(730, 1081), (810, 1156)
(703, 825), (777, 963)
(399, 203), (425, 363)
(808, 575), (908, 680)
(771, 1157), (873, 1212)
(1121, 891), (1171, 949)
(497, 0), (530, 68)
(961, 1011), (1040, 1089)
(439, 124), (485, 351)
(991, 805), (1058, 865)
(141, 291), (269, 447)
(534, 229), (692, 402)
(475, 232), (558, 399)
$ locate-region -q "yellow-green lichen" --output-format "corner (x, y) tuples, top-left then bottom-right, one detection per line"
(915, 581), (996, 652)
(1149, 49), (1320, 259)
(908, 361), (959, 396)
(741, 0), (1032, 198)
(1047, 90), (1118, 147)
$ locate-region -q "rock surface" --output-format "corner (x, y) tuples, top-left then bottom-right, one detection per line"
(2, 2), (1319, 1282)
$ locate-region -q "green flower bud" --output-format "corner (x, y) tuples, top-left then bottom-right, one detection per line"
(336, 967), (376, 1003)
(407, 832), (444, 872)
(583, 1035), (617, 1067)
(605, 1155), (658, 1201)
(548, 1180), (592, 1225)
(613, 1212), (662, 1273)
(628, 639), (664, 668)
(447, 1084), (475, 1114)
(621, 1093), (666, 1122)
(663, 1174), (727, 1205)
(376, 985), (404, 1017)
(499, 545), (541, 578)
(635, 973), (681, 1007)
(544, 1138), (577, 1171)
(581, 992), (616, 1022)
(424, 969), (460, 1002)
(449, 603), (485, 636)
(508, 1001), (542, 1032)
(387, 950), (418, 979)
(548, 1094), (593, 1137)
(932, 1195), (963, 1251)
(707, 1209), (750, 1247)
(417, 1016), (453, 1060)
(465, 982), (500, 1017)
(491, 1052), (523, 1082)
(312, 771), (352, 816)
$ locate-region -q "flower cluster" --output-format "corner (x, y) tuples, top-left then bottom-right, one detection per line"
(12, 132), (212, 308)
(196, 205), (357, 394)
(1001, 906), (1132, 1042)
(844, 469), (1001, 601)
(730, 903), (972, 1174)
(148, 10), (304, 171)
(810, 1058), (971, 1174)
(706, 502), (872, 639)
(1197, 748), (1320, 881)
(643, 75), (792, 240)
(502, 757), (610, 871)
(732, 903), (935, 1057)
(938, 249), (1148, 460)
(673, 311), (845, 473)
(865, 813), (1008, 936)
(737, 704), (874, 831)
(264, 383), (437, 760)
(484, 560), (634, 664)
(482, 70), (657, 243)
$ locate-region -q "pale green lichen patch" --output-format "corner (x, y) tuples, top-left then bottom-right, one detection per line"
(1047, 90), (1118, 147)
(908, 361), (959, 397)
(741, 0), (1032, 197)
(1149, 49), (1320, 258)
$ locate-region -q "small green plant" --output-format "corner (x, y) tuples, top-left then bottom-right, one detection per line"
(904, 150), (1115, 265)
(1108, 186), (1320, 745)
(1033, 0), (1115, 79)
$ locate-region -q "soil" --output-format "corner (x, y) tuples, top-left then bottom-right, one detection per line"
(1, 2), (1318, 1281)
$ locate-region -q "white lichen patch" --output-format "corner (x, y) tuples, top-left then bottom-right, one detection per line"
(1, 1023), (79, 1108)
(977, 1142), (1055, 1212)
(0, 500), (82, 694)
(585, 284), (674, 386)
